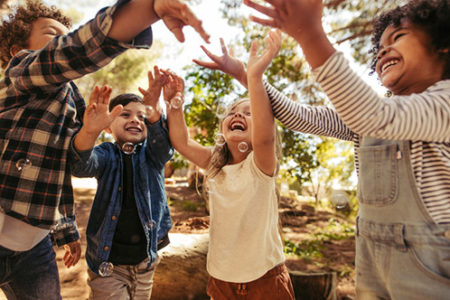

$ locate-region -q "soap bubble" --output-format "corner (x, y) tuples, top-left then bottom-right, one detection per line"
(214, 133), (226, 147)
(15, 158), (32, 172)
(216, 104), (227, 119)
(145, 105), (154, 118)
(122, 142), (135, 155)
(170, 95), (183, 109)
(238, 141), (249, 153)
(98, 262), (114, 277)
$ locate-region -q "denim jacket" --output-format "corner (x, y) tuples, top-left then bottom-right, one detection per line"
(70, 118), (173, 273)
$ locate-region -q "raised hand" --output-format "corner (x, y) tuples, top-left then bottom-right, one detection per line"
(154, 0), (210, 43)
(193, 38), (248, 88)
(244, 0), (334, 69)
(162, 71), (185, 110)
(83, 86), (123, 136)
(243, 0), (323, 41)
(247, 29), (281, 79)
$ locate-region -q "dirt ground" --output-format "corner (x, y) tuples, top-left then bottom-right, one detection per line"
(51, 177), (356, 300)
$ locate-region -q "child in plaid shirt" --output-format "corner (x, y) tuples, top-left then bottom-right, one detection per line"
(0, 0), (208, 299)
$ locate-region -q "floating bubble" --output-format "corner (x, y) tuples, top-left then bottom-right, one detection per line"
(214, 133), (226, 147)
(170, 96), (183, 109)
(330, 191), (349, 211)
(98, 262), (114, 277)
(146, 220), (157, 230)
(216, 104), (227, 119)
(15, 158), (32, 172)
(145, 105), (154, 118)
(122, 142), (135, 155)
(238, 141), (249, 153)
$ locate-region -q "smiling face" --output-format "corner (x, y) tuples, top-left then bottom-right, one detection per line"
(375, 19), (446, 95)
(26, 17), (68, 50)
(107, 102), (147, 147)
(221, 100), (252, 145)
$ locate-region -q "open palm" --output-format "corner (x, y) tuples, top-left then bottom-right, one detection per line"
(83, 86), (122, 136)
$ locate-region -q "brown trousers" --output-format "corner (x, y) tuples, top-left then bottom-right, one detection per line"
(207, 264), (295, 300)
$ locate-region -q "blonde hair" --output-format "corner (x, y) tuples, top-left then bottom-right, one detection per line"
(206, 98), (282, 178)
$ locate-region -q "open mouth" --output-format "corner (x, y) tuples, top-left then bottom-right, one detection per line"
(230, 121), (246, 131)
(126, 127), (142, 133)
(380, 58), (400, 74)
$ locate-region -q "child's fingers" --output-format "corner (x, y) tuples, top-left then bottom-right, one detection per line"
(219, 38), (228, 55)
(200, 45), (222, 64)
(138, 86), (147, 96)
(102, 86), (112, 105)
(249, 40), (258, 57)
(89, 86), (100, 104)
(110, 104), (123, 120)
(193, 58), (219, 70)
(148, 70), (155, 83)
(244, 0), (278, 19)
(249, 15), (278, 29)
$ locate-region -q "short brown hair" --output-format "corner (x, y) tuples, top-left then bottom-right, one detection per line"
(0, 0), (71, 68)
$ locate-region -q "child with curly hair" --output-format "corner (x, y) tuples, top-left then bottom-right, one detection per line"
(196, 0), (449, 298)
(0, 0), (208, 298)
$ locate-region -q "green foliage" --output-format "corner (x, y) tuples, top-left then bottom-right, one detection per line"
(184, 66), (243, 145)
(74, 47), (163, 99)
(284, 218), (355, 259)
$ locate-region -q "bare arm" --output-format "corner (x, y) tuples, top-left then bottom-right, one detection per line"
(74, 86), (123, 151)
(163, 74), (212, 169)
(109, 0), (210, 43)
(247, 30), (281, 176)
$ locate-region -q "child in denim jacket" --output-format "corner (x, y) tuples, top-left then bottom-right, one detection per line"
(70, 67), (173, 299)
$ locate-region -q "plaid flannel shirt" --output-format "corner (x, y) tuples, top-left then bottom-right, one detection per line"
(0, 0), (152, 244)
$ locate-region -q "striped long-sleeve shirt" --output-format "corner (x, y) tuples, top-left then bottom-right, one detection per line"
(0, 0), (152, 231)
(265, 51), (450, 224)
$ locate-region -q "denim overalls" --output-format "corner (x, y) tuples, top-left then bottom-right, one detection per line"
(356, 137), (450, 299)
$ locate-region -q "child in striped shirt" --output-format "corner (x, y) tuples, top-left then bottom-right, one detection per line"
(197, 0), (450, 298)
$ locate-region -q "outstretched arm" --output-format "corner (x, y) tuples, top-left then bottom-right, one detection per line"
(73, 86), (123, 151)
(110, 0), (210, 43)
(163, 73), (212, 169)
(247, 30), (281, 176)
(244, 0), (335, 69)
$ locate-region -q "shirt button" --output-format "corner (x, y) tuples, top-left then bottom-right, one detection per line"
(111, 216), (117, 221)
(444, 230), (450, 240)
(118, 186), (122, 192)
(104, 246), (109, 251)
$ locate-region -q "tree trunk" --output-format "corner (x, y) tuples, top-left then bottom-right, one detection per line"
(152, 233), (209, 300)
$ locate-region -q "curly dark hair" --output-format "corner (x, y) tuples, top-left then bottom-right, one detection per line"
(0, 0), (71, 68)
(370, 0), (450, 79)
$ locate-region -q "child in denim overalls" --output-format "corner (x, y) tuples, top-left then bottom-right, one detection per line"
(195, 0), (450, 298)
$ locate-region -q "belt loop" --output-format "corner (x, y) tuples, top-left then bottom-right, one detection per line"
(394, 224), (407, 252)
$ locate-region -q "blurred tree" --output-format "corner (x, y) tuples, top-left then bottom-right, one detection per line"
(182, 0), (403, 190)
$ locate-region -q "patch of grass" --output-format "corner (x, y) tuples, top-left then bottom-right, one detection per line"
(284, 218), (355, 260)
(182, 200), (199, 212)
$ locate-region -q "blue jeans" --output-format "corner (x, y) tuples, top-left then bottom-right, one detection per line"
(0, 235), (61, 300)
